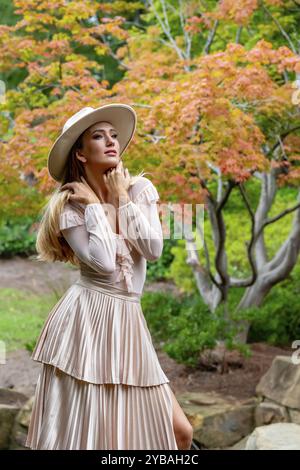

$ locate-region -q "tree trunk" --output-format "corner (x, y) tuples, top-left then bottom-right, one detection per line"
(229, 279), (271, 342)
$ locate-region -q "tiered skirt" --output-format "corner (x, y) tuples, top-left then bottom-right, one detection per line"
(25, 277), (178, 450)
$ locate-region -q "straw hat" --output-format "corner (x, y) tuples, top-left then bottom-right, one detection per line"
(47, 103), (137, 182)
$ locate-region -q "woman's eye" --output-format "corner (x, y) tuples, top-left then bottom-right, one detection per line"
(94, 134), (118, 139)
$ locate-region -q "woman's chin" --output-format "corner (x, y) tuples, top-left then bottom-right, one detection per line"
(104, 155), (118, 162)
(104, 161), (119, 173)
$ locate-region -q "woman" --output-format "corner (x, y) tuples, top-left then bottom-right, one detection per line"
(25, 103), (193, 450)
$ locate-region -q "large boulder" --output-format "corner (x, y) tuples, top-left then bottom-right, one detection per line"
(289, 409), (300, 425)
(9, 396), (34, 449)
(255, 399), (289, 426)
(0, 388), (28, 449)
(256, 356), (300, 409)
(176, 391), (257, 449)
(245, 423), (300, 450)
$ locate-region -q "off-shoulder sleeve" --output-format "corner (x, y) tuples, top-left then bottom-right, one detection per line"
(133, 179), (160, 205)
(59, 203), (85, 231)
(118, 177), (163, 261)
(60, 203), (117, 274)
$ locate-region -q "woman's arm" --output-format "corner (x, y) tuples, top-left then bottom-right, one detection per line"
(118, 180), (163, 261)
(60, 203), (117, 273)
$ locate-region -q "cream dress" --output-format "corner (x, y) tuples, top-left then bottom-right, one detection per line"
(25, 176), (178, 450)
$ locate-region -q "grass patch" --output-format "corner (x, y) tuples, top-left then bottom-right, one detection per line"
(0, 288), (58, 353)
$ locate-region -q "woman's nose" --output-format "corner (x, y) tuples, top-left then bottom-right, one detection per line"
(106, 136), (114, 145)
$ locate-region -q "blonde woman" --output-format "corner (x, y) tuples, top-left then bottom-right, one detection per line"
(25, 104), (193, 450)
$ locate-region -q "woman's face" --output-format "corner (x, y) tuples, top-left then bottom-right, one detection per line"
(76, 121), (121, 171)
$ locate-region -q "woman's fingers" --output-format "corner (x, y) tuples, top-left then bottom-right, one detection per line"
(60, 185), (72, 191)
(61, 181), (77, 189)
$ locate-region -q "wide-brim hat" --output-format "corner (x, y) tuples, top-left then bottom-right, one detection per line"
(47, 103), (137, 182)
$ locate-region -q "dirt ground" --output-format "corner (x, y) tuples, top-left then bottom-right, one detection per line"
(0, 256), (292, 401)
(0, 255), (180, 296)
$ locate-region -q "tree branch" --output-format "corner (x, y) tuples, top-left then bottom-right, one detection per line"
(261, 1), (297, 53)
(266, 126), (300, 158)
(213, 181), (235, 299)
(264, 201), (300, 227)
(203, 20), (219, 55)
(236, 26), (242, 44)
(146, 0), (190, 69)
(178, 0), (192, 60)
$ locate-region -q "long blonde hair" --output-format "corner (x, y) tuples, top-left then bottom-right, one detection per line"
(34, 132), (149, 267)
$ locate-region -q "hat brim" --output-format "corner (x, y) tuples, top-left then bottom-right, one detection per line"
(47, 103), (137, 182)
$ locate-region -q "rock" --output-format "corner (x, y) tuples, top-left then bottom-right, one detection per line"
(0, 349), (41, 398)
(226, 434), (250, 450)
(256, 356), (300, 409)
(255, 400), (289, 426)
(0, 388), (28, 407)
(245, 423), (300, 450)
(10, 396), (34, 449)
(176, 391), (257, 449)
(288, 409), (300, 425)
(0, 405), (19, 449)
(0, 388), (28, 449)
(198, 343), (245, 372)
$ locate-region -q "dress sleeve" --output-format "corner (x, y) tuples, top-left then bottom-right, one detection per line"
(59, 203), (117, 274)
(118, 177), (163, 261)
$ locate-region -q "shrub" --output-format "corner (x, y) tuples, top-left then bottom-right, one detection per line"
(245, 265), (300, 345)
(0, 217), (37, 257)
(146, 238), (177, 281)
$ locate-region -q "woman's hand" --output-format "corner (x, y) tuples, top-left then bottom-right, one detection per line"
(104, 160), (131, 206)
(60, 176), (101, 205)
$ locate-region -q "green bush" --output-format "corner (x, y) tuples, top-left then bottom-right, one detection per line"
(163, 295), (222, 367)
(0, 217), (37, 257)
(166, 239), (197, 293)
(142, 262), (300, 368)
(142, 290), (243, 367)
(243, 265), (300, 345)
(163, 294), (250, 367)
(146, 238), (177, 281)
(141, 290), (182, 342)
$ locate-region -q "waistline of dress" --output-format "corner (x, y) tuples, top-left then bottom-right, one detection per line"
(75, 275), (142, 303)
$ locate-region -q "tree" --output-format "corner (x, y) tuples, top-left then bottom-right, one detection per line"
(0, 0), (144, 217)
(113, 0), (300, 343)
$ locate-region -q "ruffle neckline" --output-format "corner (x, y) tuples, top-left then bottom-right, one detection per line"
(64, 201), (135, 292)
(114, 182), (160, 292)
(114, 237), (135, 292)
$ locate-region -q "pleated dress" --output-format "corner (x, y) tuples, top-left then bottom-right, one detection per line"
(25, 176), (178, 450)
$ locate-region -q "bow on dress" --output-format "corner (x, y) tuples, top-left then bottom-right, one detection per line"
(115, 237), (135, 292)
